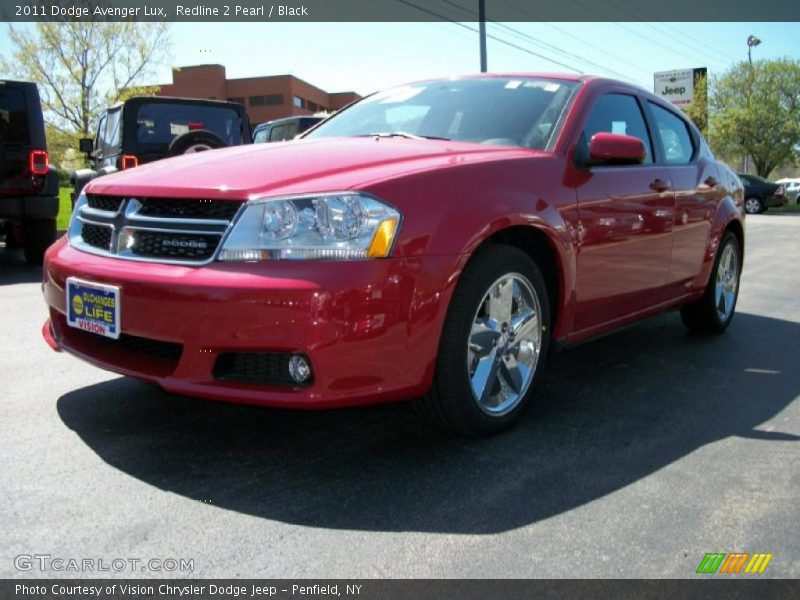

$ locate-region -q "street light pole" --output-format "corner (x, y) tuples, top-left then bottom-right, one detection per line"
(747, 34), (761, 66)
(479, 0), (487, 73)
(744, 35), (761, 172)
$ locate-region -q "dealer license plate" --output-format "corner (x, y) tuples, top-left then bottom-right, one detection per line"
(66, 278), (121, 339)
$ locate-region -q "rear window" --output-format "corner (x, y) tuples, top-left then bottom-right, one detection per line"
(135, 103), (244, 146)
(0, 88), (30, 144)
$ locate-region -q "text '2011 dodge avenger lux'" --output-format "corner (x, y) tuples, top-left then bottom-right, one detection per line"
(42, 74), (745, 436)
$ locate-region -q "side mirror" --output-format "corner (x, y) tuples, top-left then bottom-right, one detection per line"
(588, 132), (646, 165)
(78, 138), (94, 154)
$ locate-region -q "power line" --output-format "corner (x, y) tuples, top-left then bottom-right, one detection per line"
(604, 0), (731, 67)
(612, 0), (739, 64)
(393, 0), (585, 73)
(495, 0), (653, 78)
(560, 0), (722, 69)
(489, 21), (640, 83)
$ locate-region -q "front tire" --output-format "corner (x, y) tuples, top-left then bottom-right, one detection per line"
(680, 231), (741, 334)
(23, 218), (56, 264)
(744, 196), (763, 214)
(414, 245), (551, 436)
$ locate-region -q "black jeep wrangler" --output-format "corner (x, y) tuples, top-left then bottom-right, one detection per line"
(72, 96), (251, 197)
(0, 80), (59, 264)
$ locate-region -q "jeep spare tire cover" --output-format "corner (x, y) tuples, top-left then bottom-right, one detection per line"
(167, 130), (227, 156)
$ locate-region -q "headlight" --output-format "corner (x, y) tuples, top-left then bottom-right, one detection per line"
(218, 192), (401, 261)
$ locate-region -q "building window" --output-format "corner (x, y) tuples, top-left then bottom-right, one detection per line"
(250, 94), (284, 107)
(293, 96), (305, 109)
(307, 101), (320, 112)
(227, 97), (245, 105)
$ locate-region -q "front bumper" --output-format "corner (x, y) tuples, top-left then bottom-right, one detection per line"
(42, 238), (456, 408)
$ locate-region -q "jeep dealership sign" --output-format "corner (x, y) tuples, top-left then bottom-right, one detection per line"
(654, 68), (707, 108)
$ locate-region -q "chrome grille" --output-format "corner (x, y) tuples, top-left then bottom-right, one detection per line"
(70, 195), (244, 265)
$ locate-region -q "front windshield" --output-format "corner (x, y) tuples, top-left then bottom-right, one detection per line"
(305, 77), (579, 149)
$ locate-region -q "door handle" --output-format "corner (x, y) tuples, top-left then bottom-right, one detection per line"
(704, 176), (719, 188)
(650, 179), (671, 193)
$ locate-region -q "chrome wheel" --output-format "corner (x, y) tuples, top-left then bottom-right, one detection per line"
(745, 197), (761, 214)
(714, 242), (739, 321)
(467, 273), (542, 416)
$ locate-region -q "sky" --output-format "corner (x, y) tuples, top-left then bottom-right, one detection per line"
(1, 21), (799, 96)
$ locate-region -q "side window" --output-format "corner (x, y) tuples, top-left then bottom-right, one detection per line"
(649, 103), (694, 165)
(94, 114), (107, 155)
(269, 123), (296, 142)
(253, 128), (268, 143)
(104, 108), (121, 153)
(582, 93), (653, 164)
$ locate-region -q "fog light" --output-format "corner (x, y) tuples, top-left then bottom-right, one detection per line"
(288, 355), (312, 383)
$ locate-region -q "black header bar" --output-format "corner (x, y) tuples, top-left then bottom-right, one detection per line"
(2, 0), (800, 22)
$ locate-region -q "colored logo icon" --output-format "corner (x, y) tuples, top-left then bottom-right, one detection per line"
(697, 552), (773, 574)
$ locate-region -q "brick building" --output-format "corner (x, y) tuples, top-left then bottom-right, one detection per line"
(156, 64), (361, 127)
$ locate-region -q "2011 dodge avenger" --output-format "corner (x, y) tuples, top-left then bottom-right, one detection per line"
(42, 74), (745, 435)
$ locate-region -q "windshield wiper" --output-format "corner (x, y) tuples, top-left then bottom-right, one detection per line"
(363, 131), (451, 141)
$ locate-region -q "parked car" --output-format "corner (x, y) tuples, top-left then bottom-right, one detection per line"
(775, 178), (800, 203)
(252, 115), (325, 143)
(0, 79), (59, 263)
(42, 74), (744, 436)
(71, 96), (251, 198)
(737, 173), (785, 213)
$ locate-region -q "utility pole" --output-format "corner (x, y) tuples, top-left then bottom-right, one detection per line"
(479, 0), (487, 73)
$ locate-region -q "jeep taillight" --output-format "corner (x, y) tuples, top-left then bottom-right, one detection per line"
(121, 154), (139, 170)
(775, 186), (785, 196)
(29, 150), (48, 176)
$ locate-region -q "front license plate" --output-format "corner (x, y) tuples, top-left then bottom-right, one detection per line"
(66, 278), (121, 339)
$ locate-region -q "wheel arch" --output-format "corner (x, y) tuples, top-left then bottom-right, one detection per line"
(461, 223), (572, 346)
(693, 196), (745, 292)
(725, 217), (745, 262)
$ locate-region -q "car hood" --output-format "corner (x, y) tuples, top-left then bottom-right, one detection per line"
(86, 137), (540, 200)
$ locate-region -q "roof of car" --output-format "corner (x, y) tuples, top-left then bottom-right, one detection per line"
(106, 96), (248, 110)
(401, 73), (652, 97)
(0, 79), (39, 89)
(254, 115), (324, 130)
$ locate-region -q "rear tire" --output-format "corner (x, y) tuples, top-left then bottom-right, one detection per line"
(414, 245), (551, 436)
(680, 231), (741, 334)
(23, 218), (57, 264)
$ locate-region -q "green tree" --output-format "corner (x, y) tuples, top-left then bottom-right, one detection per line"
(0, 21), (171, 167)
(684, 73), (708, 136)
(709, 58), (800, 178)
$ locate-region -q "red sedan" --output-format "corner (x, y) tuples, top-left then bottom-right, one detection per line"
(42, 74), (744, 435)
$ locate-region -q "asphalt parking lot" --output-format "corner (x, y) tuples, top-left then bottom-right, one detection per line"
(1, 214), (798, 579)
